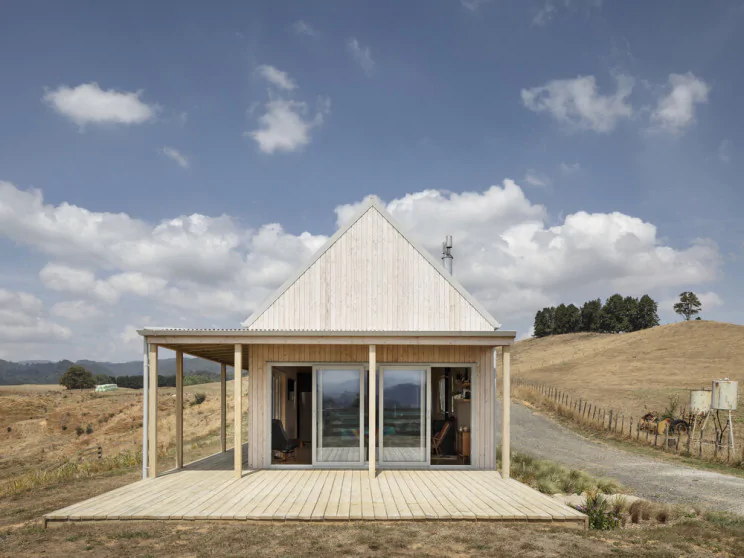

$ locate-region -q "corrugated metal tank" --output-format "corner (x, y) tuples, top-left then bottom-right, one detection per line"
(689, 389), (712, 414)
(711, 379), (738, 411)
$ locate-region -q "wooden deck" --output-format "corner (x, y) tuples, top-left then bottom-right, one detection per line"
(45, 449), (585, 527)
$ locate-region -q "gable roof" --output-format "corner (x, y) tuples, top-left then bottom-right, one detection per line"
(242, 197), (501, 331)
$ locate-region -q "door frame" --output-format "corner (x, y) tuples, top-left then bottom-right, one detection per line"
(378, 365), (432, 467)
(311, 364), (366, 467)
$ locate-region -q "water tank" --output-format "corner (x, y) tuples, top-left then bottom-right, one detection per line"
(711, 379), (738, 411)
(689, 389), (711, 414)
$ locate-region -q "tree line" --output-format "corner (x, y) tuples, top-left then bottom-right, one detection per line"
(59, 365), (223, 390)
(533, 294), (660, 338)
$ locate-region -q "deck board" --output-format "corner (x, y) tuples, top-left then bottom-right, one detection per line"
(45, 450), (585, 527)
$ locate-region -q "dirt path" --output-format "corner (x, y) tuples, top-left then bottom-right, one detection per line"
(495, 400), (744, 515)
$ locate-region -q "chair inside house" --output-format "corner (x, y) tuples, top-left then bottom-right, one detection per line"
(272, 419), (301, 461)
(431, 420), (452, 456)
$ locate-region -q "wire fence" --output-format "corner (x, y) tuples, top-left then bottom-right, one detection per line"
(513, 378), (743, 467)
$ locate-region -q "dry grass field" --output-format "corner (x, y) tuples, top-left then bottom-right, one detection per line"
(512, 320), (744, 456)
(0, 380), (247, 483)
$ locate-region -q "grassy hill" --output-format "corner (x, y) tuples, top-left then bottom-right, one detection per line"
(512, 320), (744, 418)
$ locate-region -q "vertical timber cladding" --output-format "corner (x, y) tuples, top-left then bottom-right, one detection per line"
(247, 344), (496, 470)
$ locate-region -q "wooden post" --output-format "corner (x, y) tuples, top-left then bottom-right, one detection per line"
(233, 344), (243, 478)
(501, 346), (511, 479)
(608, 410), (612, 431)
(175, 350), (183, 469)
(220, 363), (227, 453)
(148, 344), (158, 478)
(368, 345), (376, 479)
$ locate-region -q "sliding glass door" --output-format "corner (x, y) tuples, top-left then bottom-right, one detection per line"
(312, 366), (365, 465)
(379, 367), (430, 465)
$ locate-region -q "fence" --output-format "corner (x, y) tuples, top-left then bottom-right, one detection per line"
(513, 378), (743, 467)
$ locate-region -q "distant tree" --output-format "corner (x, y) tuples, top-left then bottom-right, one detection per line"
(623, 296), (639, 332)
(93, 373), (115, 385)
(599, 294), (625, 333)
(59, 365), (95, 390)
(533, 307), (555, 338)
(580, 299), (602, 332)
(565, 304), (581, 333)
(674, 291), (702, 321)
(553, 304), (570, 334)
(635, 295), (660, 330)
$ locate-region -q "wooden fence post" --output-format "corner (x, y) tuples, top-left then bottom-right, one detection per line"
(608, 410), (613, 431)
(654, 427), (658, 447)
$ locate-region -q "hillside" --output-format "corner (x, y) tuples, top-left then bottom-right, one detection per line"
(512, 320), (744, 416)
(0, 356), (223, 385)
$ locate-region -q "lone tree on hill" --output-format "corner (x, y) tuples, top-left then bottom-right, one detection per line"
(674, 291), (702, 321)
(59, 365), (95, 390)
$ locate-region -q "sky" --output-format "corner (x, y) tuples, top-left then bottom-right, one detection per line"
(1, 0), (743, 362)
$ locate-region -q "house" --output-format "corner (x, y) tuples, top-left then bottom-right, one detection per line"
(45, 198), (586, 526)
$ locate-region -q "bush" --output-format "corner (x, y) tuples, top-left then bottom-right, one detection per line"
(85, 424), (93, 435)
(574, 489), (621, 530)
(75, 426), (84, 437)
(191, 393), (207, 406)
(61, 425), (67, 431)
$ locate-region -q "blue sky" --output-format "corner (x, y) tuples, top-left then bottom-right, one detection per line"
(0, 0), (742, 361)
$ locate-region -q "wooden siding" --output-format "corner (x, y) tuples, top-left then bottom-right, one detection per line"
(247, 207), (494, 332)
(247, 344), (496, 470)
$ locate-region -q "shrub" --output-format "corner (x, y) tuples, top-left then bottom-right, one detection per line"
(85, 424), (93, 435)
(75, 426), (84, 436)
(61, 425), (67, 431)
(6, 427), (11, 433)
(574, 489), (621, 530)
(191, 393), (207, 406)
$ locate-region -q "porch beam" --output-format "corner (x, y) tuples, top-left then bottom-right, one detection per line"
(175, 349), (183, 469)
(220, 363), (227, 453)
(146, 335), (514, 346)
(233, 344), (243, 478)
(501, 346), (511, 479)
(368, 344), (376, 478)
(148, 344), (158, 478)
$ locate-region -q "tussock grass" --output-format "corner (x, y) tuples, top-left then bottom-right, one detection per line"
(497, 446), (619, 495)
(0, 451), (141, 498)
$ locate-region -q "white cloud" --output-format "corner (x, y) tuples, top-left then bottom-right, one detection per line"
(0, 289), (71, 343)
(162, 146), (190, 169)
(697, 291), (723, 310)
(523, 170), (551, 187)
(532, 2), (556, 26)
(43, 82), (157, 127)
(460, 0), (491, 11)
(50, 300), (105, 321)
(347, 38), (375, 76)
(0, 179), (722, 358)
(559, 162), (581, 174)
(650, 72), (709, 134)
(717, 139), (733, 163)
(256, 65), (297, 91)
(292, 20), (317, 37)
(522, 74), (634, 132)
(248, 99), (327, 154)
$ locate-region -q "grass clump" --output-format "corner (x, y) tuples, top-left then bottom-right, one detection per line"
(573, 489), (621, 530)
(190, 393), (207, 406)
(0, 451), (141, 498)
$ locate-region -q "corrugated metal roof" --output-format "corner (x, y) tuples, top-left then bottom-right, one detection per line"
(138, 327), (516, 337)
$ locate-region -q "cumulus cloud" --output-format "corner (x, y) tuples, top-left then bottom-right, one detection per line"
(650, 72), (709, 134)
(162, 146), (190, 168)
(347, 38), (375, 76)
(50, 300), (105, 321)
(0, 179), (722, 357)
(256, 65), (297, 91)
(0, 289), (71, 343)
(522, 74), (634, 132)
(43, 82), (157, 127)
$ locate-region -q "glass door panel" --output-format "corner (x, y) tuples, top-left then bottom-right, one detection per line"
(379, 367), (429, 465)
(313, 367), (364, 464)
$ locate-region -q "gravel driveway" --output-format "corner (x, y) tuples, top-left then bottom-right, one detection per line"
(495, 400), (744, 515)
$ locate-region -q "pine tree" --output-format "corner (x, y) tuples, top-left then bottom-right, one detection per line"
(674, 291), (702, 321)
(599, 294), (625, 333)
(553, 303), (570, 334)
(635, 294), (660, 329)
(534, 307), (555, 337)
(565, 303), (581, 333)
(580, 299), (602, 332)
(623, 296), (639, 332)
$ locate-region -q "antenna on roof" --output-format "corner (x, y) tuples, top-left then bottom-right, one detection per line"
(442, 235), (453, 275)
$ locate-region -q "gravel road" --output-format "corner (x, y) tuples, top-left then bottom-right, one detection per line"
(495, 400), (744, 515)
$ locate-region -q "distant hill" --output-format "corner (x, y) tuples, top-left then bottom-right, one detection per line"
(511, 320), (744, 416)
(0, 356), (223, 385)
